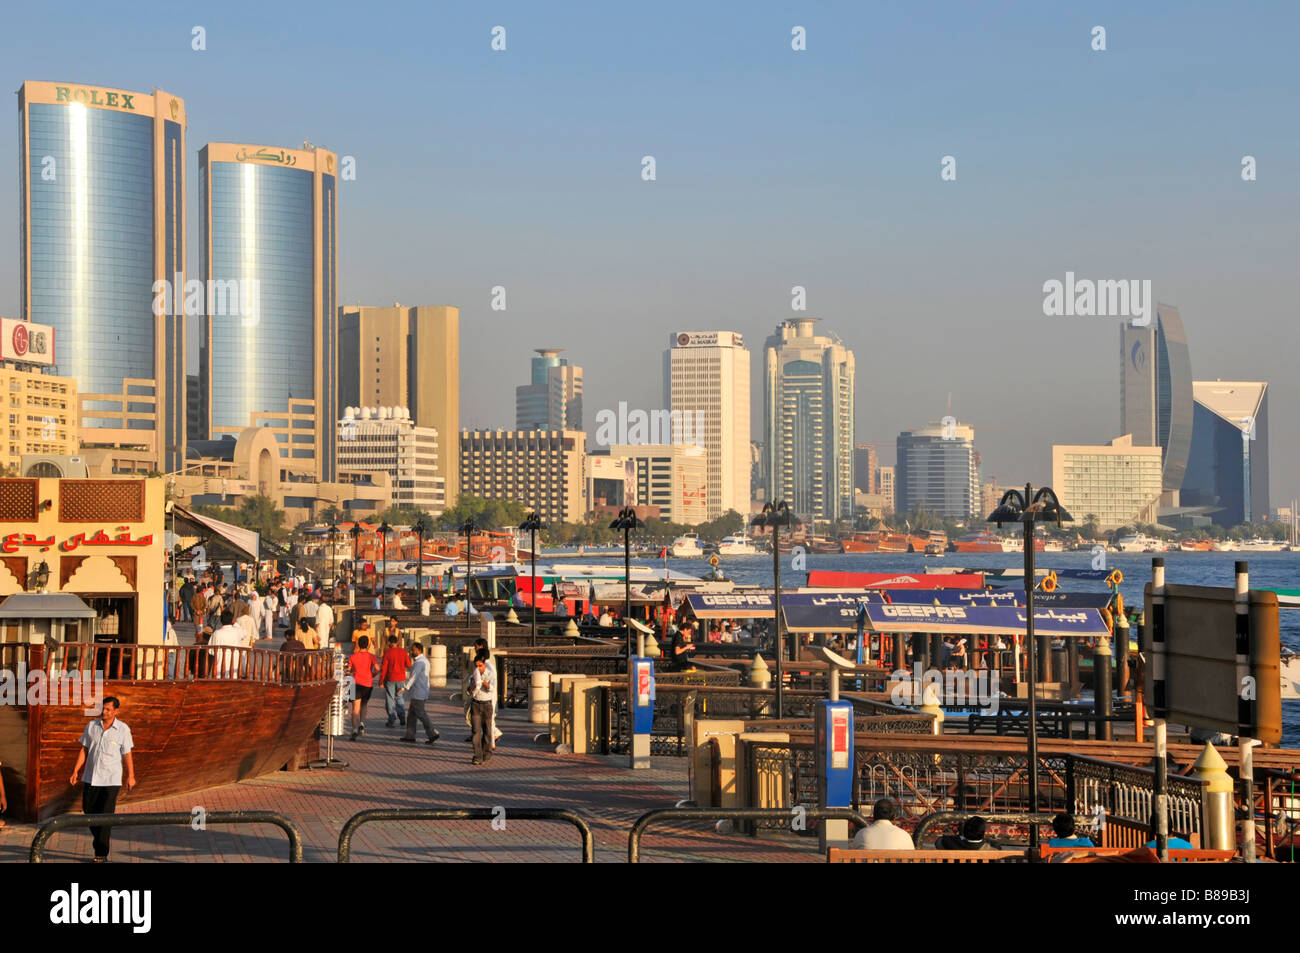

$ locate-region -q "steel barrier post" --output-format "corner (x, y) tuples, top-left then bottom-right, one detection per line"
(30, 811), (303, 863)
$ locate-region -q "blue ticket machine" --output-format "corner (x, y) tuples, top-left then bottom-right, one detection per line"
(816, 698), (855, 847)
(630, 656), (654, 769)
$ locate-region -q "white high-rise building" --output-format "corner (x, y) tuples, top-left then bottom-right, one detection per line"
(336, 406), (445, 513)
(664, 331), (750, 520)
(763, 319), (855, 523)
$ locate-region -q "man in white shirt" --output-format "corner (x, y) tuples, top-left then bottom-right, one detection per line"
(420, 595), (432, 616)
(314, 593), (334, 647)
(209, 610), (246, 678)
(302, 594), (320, 624)
(852, 798), (916, 850)
(401, 644), (440, 744)
(468, 650), (496, 765)
(598, 609), (613, 627)
(262, 590), (279, 640)
(69, 696), (136, 862)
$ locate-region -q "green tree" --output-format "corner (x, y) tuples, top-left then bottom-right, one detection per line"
(196, 493), (288, 544)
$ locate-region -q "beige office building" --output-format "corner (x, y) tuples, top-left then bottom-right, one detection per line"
(1, 360), (78, 473)
(339, 305), (459, 505)
(460, 429), (586, 524)
(1051, 434), (1163, 530)
(611, 443), (708, 524)
(665, 330), (750, 519)
(877, 465), (895, 514)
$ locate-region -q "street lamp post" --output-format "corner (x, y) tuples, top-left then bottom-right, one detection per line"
(987, 483), (1072, 841)
(328, 522), (338, 604)
(378, 521), (393, 610)
(414, 516), (428, 605)
(520, 513), (546, 646)
(460, 518), (476, 628)
(609, 507), (646, 656)
(752, 501), (799, 719)
(348, 523), (362, 606)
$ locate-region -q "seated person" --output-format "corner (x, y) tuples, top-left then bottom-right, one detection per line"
(1047, 813), (1094, 848)
(935, 815), (994, 850)
(852, 798), (915, 850)
(1144, 812), (1195, 850)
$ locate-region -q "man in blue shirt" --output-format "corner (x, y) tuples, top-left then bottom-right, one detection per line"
(69, 696), (137, 862)
(1144, 812), (1195, 850)
(1047, 813), (1095, 848)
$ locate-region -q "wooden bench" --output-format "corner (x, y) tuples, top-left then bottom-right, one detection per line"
(828, 848), (1025, 863)
(1033, 846), (1236, 863)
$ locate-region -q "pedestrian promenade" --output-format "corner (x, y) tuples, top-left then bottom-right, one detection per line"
(0, 690), (823, 863)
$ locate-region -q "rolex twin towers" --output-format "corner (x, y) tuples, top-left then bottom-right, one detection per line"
(16, 81), (338, 476)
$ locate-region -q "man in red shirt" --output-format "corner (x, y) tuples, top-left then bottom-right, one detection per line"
(380, 635), (411, 728)
(347, 635), (381, 741)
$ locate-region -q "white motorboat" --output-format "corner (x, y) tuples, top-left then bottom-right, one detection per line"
(1282, 653), (1300, 701)
(1114, 533), (1161, 553)
(716, 533), (761, 556)
(669, 533), (705, 558)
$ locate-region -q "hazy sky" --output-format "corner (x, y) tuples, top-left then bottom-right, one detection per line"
(2, 1), (1296, 508)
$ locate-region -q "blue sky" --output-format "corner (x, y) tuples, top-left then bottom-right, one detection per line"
(2, 1), (1297, 507)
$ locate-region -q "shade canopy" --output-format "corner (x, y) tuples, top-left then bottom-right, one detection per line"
(0, 592), (98, 620)
(170, 504), (260, 564)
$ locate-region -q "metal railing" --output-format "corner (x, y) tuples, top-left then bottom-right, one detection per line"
(627, 807), (870, 862)
(337, 808), (594, 862)
(30, 811), (304, 862)
(34, 641), (334, 685)
(1067, 755), (1202, 838)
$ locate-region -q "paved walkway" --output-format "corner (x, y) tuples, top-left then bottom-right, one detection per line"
(0, 691), (824, 863)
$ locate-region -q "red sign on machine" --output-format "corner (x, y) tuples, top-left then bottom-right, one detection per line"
(830, 708), (850, 770)
(636, 660), (652, 707)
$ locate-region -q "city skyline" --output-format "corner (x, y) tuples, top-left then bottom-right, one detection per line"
(1, 4), (1296, 510)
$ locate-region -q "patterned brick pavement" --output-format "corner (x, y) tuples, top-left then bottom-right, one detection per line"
(0, 691), (825, 863)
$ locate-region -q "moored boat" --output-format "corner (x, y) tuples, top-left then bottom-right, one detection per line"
(716, 533), (761, 556)
(669, 533), (704, 558)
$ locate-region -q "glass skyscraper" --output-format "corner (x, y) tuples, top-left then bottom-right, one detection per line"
(18, 81), (186, 470)
(1120, 303), (1193, 501)
(896, 422), (981, 519)
(1183, 381), (1270, 527)
(199, 143), (337, 480)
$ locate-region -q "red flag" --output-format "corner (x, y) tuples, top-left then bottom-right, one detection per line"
(658, 547), (667, 559)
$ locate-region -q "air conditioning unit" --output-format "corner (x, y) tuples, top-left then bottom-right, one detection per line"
(20, 454), (89, 478)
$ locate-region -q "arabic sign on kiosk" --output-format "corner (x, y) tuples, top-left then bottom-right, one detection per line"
(859, 603), (1111, 638)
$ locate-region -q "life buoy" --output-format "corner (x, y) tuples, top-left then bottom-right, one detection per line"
(1100, 607), (1113, 633)
(1041, 572), (1057, 593)
(1107, 569), (1123, 586)
(708, 555), (719, 567)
